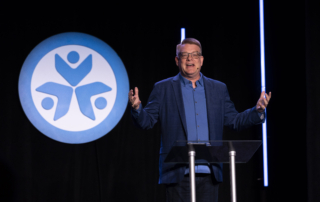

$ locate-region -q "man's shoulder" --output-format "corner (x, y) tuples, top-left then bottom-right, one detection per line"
(152, 74), (228, 88)
(154, 75), (177, 86)
(203, 75), (227, 87)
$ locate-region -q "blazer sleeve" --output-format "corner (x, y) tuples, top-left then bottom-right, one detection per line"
(131, 84), (160, 130)
(223, 85), (264, 131)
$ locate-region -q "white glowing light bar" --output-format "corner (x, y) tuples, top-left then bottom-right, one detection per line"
(181, 28), (185, 42)
(259, 0), (268, 187)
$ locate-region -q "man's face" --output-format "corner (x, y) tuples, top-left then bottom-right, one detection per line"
(175, 44), (204, 79)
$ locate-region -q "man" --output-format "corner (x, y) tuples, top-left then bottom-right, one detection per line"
(129, 38), (271, 202)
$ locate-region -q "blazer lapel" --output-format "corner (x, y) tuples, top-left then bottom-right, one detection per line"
(203, 76), (218, 139)
(171, 74), (188, 137)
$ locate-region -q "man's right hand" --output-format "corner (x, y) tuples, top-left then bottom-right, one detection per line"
(128, 87), (141, 110)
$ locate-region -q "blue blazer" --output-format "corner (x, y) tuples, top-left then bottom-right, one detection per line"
(132, 74), (264, 184)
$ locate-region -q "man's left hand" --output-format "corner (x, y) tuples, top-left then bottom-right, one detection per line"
(256, 91), (271, 113)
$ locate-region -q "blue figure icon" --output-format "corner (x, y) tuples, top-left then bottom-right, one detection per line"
(36, 51), (112, 121)
(36, 82), (73, 120)
(75, 82), (111, 120)
(55, 51), (92, 86)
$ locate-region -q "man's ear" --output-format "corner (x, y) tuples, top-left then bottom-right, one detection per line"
(175, 56), (179, 66)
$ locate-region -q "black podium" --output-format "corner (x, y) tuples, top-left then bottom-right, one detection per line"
(164, 140), (261, 202)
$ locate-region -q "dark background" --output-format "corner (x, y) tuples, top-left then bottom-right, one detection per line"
(1, 0), (318, 201)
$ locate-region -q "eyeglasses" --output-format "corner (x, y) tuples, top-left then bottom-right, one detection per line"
(179, 51), (202, 59)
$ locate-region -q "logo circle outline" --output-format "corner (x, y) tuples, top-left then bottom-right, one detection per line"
(19, 32), (129, 144)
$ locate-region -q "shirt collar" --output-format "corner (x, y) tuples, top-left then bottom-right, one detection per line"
(179, 73), (204, 87)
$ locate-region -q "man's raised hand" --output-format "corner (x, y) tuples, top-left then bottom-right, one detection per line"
(128, 87), (141, 110)
(256, 91), (271, 113)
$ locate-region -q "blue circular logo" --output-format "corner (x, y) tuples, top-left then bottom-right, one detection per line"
(19, 32), (129, 144)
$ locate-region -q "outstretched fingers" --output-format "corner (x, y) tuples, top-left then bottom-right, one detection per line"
(128, 89), (134, 103)
(265, 92), (271, 101)
(256, 91), (271, 111)
(134, 87), (139, 98)
(128, 87), (141, 110)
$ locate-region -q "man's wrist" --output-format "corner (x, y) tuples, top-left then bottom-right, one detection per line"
(132, 103), (142, 113)
(256, 109), (265, 120)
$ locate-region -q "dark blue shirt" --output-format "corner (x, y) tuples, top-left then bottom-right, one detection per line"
(179, 73), (211, 174)
(179, 73), (209, 142)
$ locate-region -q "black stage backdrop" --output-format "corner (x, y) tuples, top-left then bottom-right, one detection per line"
(0, 1), (309, 202)
(306, 0), (320, 202)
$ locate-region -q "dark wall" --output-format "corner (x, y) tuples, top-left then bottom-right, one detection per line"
(306, 0), (320, 202)
(0, 1), (309, 202)
(264, 1), (307, 201)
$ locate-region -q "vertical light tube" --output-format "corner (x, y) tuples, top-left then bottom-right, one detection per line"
(259, 0), (268, 187)
(181, 28), (185, 42)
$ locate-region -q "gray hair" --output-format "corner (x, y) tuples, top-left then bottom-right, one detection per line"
(176, 38), (202, 56)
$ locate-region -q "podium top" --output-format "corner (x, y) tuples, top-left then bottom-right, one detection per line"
(164, 140), (261, 164)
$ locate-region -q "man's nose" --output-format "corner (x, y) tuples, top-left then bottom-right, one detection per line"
(187, 53), (193, 60)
